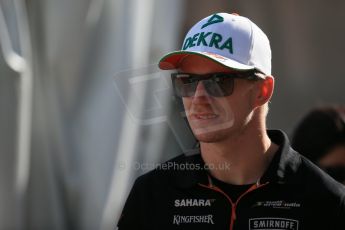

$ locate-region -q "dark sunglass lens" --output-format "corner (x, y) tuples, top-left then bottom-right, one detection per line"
(180, 82), (198, 97)
(173, 77), (197, 97)
(203, 80), (226, 97)
(203, 76), (234, 97)
(216, 77), (234, 96)
(172, 73), (236, 97)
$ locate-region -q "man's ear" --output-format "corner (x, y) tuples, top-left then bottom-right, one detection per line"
(254, 75), (274, 107)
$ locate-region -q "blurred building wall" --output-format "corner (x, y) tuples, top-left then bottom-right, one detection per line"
(0, 39), (17, 230)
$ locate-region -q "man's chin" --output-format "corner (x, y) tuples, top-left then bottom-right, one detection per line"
(193, 128), (229, 143)
(192, 121), (234, 142)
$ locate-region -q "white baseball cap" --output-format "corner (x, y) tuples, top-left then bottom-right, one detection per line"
(158, 13), (272, 75)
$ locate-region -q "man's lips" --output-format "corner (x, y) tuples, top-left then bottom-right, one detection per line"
(191, 113), (219, 120)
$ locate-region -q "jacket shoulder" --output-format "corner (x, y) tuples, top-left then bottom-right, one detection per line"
(296, 153), (345, 204)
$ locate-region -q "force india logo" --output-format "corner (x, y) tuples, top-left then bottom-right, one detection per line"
(174, 199), (214, 207)
(249, 218), (299, 230)
(253, 200), (301, 209)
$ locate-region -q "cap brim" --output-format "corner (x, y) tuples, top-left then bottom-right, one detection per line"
(158, 50), (255, 72)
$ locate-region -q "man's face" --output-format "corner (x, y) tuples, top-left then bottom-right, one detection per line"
(178, 55), (259, 143)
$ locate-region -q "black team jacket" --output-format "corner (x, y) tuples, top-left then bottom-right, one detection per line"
(117, 130), (345, 230)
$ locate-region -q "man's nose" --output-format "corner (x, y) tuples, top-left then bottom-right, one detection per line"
(192, 81), (211, 102)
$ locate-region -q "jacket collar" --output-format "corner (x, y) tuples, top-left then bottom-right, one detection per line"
(171, 130), (301, 189)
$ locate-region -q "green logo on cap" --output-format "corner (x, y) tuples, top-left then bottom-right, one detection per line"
(182, 32), (233, 54)
(201, 14), (224, 29)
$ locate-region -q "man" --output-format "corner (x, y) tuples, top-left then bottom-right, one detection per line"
(117, 13), (345, 230)
(292, 106), (345, 184)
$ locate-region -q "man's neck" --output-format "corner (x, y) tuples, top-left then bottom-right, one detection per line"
(200, 125), (278, 185)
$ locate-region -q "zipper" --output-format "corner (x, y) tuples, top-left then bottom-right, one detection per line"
(198, 178), (269, 230)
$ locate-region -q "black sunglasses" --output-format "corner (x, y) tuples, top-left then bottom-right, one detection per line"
(171, 71), (263, 98)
